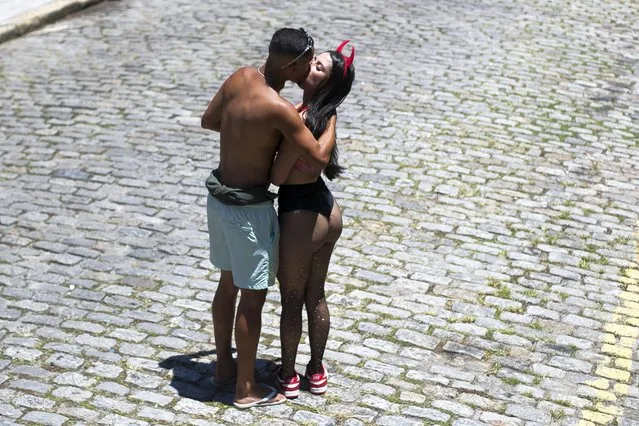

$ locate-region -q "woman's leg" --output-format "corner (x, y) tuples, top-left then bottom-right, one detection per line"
(305, 202), (343, 374)
(304, 243), (335, 374)
(278, 210), (329, 378)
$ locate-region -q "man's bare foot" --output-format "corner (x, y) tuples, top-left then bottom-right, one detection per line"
(213, 359), (237, 386)
(233, 384), (287, 409)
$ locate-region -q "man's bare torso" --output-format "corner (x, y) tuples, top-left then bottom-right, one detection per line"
(216, 67), (283, 188)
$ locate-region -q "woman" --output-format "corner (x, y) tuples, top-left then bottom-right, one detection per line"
(270, 40), (355, 399)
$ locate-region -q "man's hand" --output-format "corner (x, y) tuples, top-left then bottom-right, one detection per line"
(272, 103), (336, 168)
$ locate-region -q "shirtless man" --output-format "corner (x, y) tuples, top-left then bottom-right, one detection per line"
(200, 27), (336, 409)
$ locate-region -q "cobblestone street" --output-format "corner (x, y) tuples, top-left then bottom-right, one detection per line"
(1, 0), (639, 424)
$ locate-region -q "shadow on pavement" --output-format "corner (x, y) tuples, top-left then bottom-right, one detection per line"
(158, 349), (280, 406)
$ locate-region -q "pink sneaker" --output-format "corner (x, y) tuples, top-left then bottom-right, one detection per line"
(305, 364), (328, 395)
(275, 365), (300, 399)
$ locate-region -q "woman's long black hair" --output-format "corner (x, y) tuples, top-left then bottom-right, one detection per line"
(304, 51), (355, 180)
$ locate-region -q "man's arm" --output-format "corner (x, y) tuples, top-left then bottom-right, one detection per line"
(201, 82), (225, 132)
(270, 141), (299, 186)
(272, 103), (336, 169)
(270, 115), (337, 186)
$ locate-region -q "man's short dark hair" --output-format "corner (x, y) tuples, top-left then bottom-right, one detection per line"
(269, 27), (314, 59)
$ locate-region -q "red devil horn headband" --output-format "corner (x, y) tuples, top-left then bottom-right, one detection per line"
(336, 40), (355, 77)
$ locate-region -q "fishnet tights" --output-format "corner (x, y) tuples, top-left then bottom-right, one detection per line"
(278, 204), (342, 377)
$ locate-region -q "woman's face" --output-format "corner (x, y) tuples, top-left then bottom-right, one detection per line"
(301, 52), (333, 96)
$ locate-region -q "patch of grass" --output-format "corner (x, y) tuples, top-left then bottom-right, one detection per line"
(486, 277), (501, 288)
(559, 292), (570, 300)
(434, 230), (447, 239)
(502, 377), (522, 386)
(373, 312), (396, 325)
(459, 185), (481, 198)
(497, 285), (511, 299)
(323, 393), (342, 405)
(485, 347), (509, 358)
(530, 321), (543, 330)
(523, 390), (534, 398)
(612, 236), (630, 246)
(579, 257), (590, 269)
(384, 333), (406, 347)
(563, 200), (576, 207)
(447, 315), (476, 324)
(558, 211), (571, 220)
(504, 305), (524, 314)
(579, 256), (598, 270)
(544, 229), (564, 245)
(551, 409), (567, 421)
(553, 399), (572, 407)
(343, 283), (358, 294)
(488, 362), (502, 375)
(460, 315), (476, 323)
(523, 289), (538, 298)
(532, 376), (542, 385)
(585, 244), (598, 253)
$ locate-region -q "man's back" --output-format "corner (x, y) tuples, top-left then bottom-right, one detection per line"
(217, 67), (282, 188)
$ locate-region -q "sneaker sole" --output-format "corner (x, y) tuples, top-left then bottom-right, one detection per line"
(281, 388), (300, 399)
(309, 384), (327, 395)
(276, 379), (300, 399)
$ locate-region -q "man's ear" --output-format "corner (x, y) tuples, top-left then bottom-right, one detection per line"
(285, 63), (298, 76)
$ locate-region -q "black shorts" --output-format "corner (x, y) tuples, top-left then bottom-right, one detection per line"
(278, 178), (334, 219)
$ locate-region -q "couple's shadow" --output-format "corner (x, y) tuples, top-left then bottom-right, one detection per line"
(158, 349), (279, 406)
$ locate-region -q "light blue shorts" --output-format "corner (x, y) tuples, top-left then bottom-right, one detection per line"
(207, 194), (279, 290)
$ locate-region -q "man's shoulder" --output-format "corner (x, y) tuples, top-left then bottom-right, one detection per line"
(264, 95), (296, 118)
(234, 66), (258, 77)
(225, 67), (257, 84)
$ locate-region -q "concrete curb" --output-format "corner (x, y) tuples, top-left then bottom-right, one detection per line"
(0, 0), (104, 44)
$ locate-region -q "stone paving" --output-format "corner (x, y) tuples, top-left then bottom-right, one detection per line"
(1, 0), (639, 424)
(0, 0), (56, 23)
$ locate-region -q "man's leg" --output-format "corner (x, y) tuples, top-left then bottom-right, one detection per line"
(225, 201), (284, 404)
(233, 288), (285, 403)
(212, 270), (238, 383)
